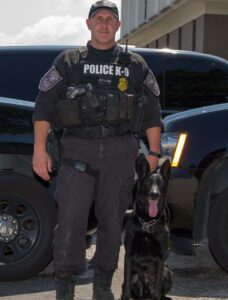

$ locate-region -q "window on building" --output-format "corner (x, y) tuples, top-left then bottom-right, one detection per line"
(144, 0), (148, 19)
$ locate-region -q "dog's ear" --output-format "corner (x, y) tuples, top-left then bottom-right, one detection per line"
(135, 154), (150, 179)
(160, 159), (171, 182)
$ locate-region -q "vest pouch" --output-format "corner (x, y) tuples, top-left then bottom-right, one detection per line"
(127, 94), (135, 119)
(56, 99), (82, 128)
(129, 94), (146, 133)
(119, 94), (135, 121)
(119, 94), (128, 120)
(81, 86), (104, 123)
(105, 92), (119, 122)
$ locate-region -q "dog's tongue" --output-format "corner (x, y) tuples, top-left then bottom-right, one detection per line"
(149, 200), (158, 217)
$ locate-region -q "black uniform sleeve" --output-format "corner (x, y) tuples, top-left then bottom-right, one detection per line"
(142, 93), (163, 131)
(33, 49), (79, 125)
(130, 53), (163, 131)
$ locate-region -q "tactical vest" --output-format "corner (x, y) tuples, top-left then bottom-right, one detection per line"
(55, 46), (146, 136)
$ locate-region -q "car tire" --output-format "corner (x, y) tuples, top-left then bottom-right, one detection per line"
(0, 172), (57, 280)
(208, 186), (228, 273)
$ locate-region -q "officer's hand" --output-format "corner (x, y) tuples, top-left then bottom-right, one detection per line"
(32, 149), (52, 181)
(146, 155), (159, 172)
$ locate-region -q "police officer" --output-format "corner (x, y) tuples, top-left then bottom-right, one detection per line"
(32, 1), (162, 299)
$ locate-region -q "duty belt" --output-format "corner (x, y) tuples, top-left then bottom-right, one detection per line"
(65, 124), (129, 139)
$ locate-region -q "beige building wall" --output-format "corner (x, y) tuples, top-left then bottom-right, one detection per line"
(147, 41), (157, 48)
(195, 16), (204, 52)
(158, 36), (167, 48)
(119, 0), (228, 59)
(169, 29), (179, 49)
(181, 21), (194, 51)
(204, 14), (228, 58)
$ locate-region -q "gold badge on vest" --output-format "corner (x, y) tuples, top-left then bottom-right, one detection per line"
(118, 77), (128, 92)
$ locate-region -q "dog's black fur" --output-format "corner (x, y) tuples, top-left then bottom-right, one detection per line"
(121, 156), (173, 300)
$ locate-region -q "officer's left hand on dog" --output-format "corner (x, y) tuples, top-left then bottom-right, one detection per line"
(146, 155), (159, 172)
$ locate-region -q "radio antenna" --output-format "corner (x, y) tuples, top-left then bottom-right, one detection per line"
(125, 39), (128, 53)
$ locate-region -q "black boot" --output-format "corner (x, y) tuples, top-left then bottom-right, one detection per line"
(55, 272), (75, 300)
(92, 268), (115, 300)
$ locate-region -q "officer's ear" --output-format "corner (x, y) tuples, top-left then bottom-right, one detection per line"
(86, 19), (92, 31)
(116, 20), (121, 31)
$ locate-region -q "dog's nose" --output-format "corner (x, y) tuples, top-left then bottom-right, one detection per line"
(149, 184), (160, 198)
(150, 193), (160, 199)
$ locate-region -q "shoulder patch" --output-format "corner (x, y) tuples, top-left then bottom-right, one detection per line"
(39, 66), (63, 92)
(143, 70), (160, 97)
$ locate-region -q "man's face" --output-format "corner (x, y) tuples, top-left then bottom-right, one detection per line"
(86, 10), (121, 49)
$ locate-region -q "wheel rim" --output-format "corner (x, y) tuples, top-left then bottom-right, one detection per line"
(0, 195), (40, 264)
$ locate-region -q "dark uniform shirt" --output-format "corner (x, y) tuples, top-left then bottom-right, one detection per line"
(33, 43), (162, 132)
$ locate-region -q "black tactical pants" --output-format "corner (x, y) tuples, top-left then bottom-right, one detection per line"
(53, 134), (138, 273)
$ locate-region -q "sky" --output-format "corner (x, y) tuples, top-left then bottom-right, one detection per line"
(0, 0), (121, 46)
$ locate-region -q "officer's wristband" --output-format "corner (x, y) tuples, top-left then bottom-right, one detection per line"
(148, 150), (161, 158)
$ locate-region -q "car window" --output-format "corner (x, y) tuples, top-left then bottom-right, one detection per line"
(164, 57), (228, 110)
(0, 53), (57, 101)
(0, 104), (33, 134)
(134, 50), (165, 108)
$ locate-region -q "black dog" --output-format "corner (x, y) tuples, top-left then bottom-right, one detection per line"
(121, 156), (172, 300)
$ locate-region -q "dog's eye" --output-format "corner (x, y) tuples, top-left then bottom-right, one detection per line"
(158, 180), (163, 187)
(141, 185), (149, 193)
(160, 180), (166, 189)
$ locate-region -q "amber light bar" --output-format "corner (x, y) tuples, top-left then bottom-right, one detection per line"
(171, 133), (187, 167)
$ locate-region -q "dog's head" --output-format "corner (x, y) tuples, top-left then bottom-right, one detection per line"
(135, 155), (171, 219)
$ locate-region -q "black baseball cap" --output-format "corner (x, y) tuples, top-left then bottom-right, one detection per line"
(88, 1), (119, 19)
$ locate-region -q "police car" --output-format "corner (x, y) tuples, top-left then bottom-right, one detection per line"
(0, 46), (228, 280)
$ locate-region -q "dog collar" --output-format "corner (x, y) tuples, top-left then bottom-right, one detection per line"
(137, 216), (158, 233)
